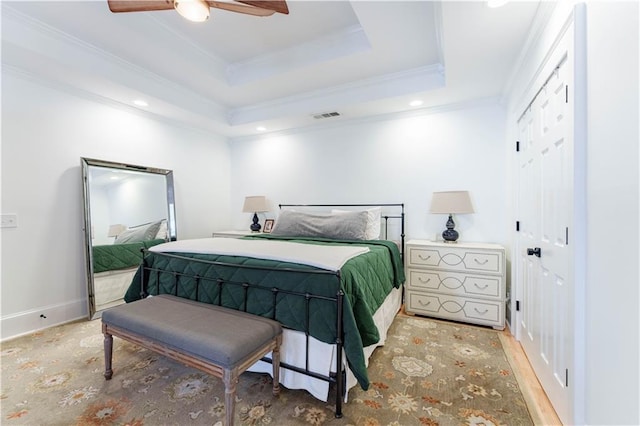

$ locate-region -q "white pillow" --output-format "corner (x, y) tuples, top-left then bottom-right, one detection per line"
(332, 207), (381, 240)
(271, 210), (368, 240)
(114, 220), (163, 244)
(155, 219), (168, 240)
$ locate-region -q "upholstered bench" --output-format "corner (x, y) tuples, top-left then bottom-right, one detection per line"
(102, 294), (282, 426)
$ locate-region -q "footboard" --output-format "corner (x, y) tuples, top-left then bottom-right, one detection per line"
(138, 250), (349, 417)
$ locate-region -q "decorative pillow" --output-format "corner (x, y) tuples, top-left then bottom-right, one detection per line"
(114, 220), (163, 244)
(332, 207), (381, 240)
(270, 210), (369, 240)
(155, 219), (168, 240)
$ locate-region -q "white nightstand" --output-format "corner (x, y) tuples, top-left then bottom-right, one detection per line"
(211, 230), (257, 238)
(404, 239), (506, 330)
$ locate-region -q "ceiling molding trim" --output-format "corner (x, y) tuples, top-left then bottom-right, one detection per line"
(501, 1), (557, 103)
(2, 4), (227, 117)
(2, 63), (223, 137)
(2, 5), (228, 125)
(146, 13), (228, 80)
(229, 96), (502, 143)
(228, 64), (445, 125)
(432, 1), (446, 68)
(225, 24), (371, 86)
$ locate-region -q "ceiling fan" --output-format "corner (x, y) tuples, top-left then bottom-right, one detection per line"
(108, 0), (289, 22)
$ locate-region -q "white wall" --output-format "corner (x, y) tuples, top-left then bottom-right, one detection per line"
(0, 71), (232, 339)
(505, 2), (639, 424)
(584, 2), (638, 424)
(230, 103), (508, 247)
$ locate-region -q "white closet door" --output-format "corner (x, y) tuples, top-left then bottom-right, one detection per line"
(516, 24), (574, 425)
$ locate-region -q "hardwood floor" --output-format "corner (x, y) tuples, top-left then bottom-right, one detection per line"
(498, 325), (563, 425)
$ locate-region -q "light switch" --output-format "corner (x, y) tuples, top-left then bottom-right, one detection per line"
(1, 214), (18, 228)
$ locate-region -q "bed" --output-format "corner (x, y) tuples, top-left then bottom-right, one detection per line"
(92, 220), (167, 311)
(123, 204), (405, 417)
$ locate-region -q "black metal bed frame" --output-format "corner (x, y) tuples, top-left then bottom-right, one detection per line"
(138, 203), (405, 418)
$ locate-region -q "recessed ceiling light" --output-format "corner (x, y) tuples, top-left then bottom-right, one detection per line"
(409, 100), (424, 107)
(487, 0), (509, 8)
(133, 99), (148, 107)
(256, 126), (267, 131)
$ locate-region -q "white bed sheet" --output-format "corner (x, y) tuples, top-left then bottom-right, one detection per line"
(94, 268), (138, 311)
(247, 286), (402, 402)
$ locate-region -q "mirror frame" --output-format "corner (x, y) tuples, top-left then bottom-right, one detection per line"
(81, 157), (177, 319)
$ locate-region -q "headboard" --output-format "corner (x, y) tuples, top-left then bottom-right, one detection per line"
(278, 203), (405, 263)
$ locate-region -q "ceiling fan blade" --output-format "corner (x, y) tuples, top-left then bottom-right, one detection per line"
(207, 1), (275, 16)
(236, 0), (288, 14)
(108, 0), (173, 13)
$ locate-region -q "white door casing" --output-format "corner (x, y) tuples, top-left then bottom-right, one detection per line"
(515, 20), (575, 426)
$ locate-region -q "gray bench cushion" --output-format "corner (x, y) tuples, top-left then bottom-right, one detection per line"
(102, 294), (282, 369)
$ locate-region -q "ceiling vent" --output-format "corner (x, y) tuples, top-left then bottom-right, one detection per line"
(312, 111), (341, 120)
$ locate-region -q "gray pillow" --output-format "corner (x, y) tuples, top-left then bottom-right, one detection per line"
(270, 210), (368, 240)
(114, 220), (163, 244)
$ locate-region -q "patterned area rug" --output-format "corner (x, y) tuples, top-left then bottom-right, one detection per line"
(1, 314), (533, 425)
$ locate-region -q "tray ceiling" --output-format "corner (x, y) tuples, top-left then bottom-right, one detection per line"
(2, 1), (543, 137)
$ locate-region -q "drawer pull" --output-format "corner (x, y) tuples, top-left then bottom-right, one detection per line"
(418, 300), (431, 307)
(473, 283), (488, 290)
(474, 307), (489, 315)
(418, 277), (432, 284)
(418, 254), (432, 261)
(473, 258), (489, 265)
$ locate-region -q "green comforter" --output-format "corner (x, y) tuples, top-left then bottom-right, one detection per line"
(124, 235), (405, 389)
(93, 239), (165, 273)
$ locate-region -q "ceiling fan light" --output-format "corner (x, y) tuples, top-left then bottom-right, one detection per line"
(174, 0), (210, 22)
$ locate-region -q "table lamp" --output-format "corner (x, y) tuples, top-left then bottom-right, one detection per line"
(429, 191), (474, 242)
(108, 224), (127, 239)
(242, 196), (269, 232)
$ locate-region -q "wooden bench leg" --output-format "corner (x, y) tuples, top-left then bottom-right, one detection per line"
(223, 369), (238, 426)
(272, 339), (281, 396)
(103, 329), (113, 380)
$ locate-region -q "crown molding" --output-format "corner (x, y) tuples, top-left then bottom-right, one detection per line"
(228, 64), (445, 126)
(2, 64), (226, 138)
(432, 1), (445, 68)
(501, 1), (558, 104)
(229, 96), (502, 143)
(146, 13), (228, 80)
(226, 24), (371, 86)
(2, 3), (227, 117)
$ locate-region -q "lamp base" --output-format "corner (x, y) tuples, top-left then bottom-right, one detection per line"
(250, 212), (261, 232)
(442, 229), (459, 242)
(442, 214), (459, 243)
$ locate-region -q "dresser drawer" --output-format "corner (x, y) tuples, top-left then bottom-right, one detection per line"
(407, 270), (502, 299)
(408, 247), (440, 267)
(407, 245), (503, 274)
(406, 292), (504, 328)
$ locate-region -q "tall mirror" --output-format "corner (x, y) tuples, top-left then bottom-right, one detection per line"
(81, 158), (177, 319)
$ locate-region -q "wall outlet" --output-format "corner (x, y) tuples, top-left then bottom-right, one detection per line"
(1, 214), (18, 228)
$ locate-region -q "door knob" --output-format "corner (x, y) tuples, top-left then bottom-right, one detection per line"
(527, 247), (541, 258)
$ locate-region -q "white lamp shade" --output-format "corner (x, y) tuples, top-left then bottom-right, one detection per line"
(174, 0), (210, 22)
(108, 224), (127, 237)
(242, 196), (269, 213)
(430, 191), (475, 214)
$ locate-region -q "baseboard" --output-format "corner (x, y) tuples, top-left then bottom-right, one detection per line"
(0, 298), (88, 342)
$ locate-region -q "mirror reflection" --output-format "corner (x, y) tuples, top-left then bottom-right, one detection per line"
(81, 158), (176, 319)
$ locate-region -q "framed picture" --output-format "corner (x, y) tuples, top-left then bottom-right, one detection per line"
(263, 219), (275, 233)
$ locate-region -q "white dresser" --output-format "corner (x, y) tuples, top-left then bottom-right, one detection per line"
(404, 240), (506, 329)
